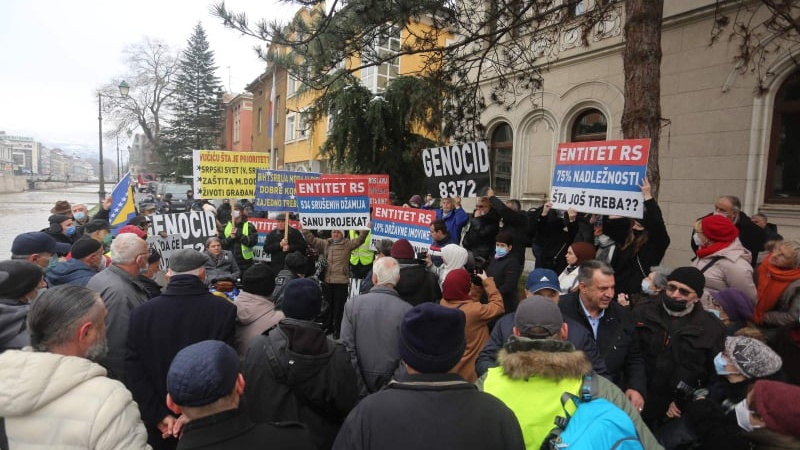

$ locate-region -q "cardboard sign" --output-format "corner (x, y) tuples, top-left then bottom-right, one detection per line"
(254, 169), (321, 212)
(192, 150), (270, 199)
(550, 139), (650, 218)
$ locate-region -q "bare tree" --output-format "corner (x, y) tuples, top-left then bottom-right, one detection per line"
(99, 37), (179, 151)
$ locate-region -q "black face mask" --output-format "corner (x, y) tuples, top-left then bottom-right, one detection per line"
(662, 295), (690, 312)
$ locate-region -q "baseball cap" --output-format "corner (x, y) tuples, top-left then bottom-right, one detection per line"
(525, 268), (560, 293)
(11, 232), (70, 256)
(514, 295), (564, 339)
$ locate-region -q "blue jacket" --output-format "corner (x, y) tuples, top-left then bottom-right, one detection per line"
(436, 207), (469, 243)
(475, 312), (608, 377)
(46, 258), (98, 287)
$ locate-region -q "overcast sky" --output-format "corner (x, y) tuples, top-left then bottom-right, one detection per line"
(0, 0), (298, 154)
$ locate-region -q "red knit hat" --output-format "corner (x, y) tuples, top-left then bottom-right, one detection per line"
(701, 215), (739, 243)
(570, 242), (596, 265)
(118, 224), (147, 239)
(442, 269), (471, 300)
(752, 380), (800, 438)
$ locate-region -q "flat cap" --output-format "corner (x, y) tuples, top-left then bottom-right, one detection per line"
(169, 249), (209, 272)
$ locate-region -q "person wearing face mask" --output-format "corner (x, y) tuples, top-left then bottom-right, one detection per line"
(690, 195), (766, 269)
(125, 248), (236, 450)
(484, 231), (523, 313)
(46, 238), (106, 287)
(618, 265), (672, 311)
(86, 233), (151, 381)
(0, 260), (47, 352)
(633, 266), (726, 430)
(10, 231), (71, 271)
(42, 214), (77, 251)
(221, 202), (259, 273)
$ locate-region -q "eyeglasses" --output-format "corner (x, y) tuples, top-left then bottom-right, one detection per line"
(666, 283), (695, 297)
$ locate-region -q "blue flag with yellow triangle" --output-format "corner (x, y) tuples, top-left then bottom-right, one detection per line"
(109, 172), (137, 235)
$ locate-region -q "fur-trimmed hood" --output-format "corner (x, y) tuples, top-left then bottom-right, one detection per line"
(497, 335), (592, 381)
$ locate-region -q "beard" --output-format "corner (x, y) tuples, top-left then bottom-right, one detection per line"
(85, 338), (109, 362)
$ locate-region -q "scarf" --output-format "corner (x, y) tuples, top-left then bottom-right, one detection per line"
(755, 255), (800, 324)
(695, 240), (733, 259)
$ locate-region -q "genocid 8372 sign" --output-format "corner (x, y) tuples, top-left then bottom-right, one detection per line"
(422, 141), (491, 198)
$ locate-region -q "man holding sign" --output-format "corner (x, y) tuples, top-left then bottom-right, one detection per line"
(263, 213), (306, 272)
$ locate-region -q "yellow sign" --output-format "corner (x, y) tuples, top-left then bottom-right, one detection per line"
(192, 150), (270, 199)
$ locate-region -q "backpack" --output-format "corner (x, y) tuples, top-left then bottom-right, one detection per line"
(544, 372), (643, 450)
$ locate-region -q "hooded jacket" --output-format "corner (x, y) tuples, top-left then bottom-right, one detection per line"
(0, 298), (29, 352)
(483, 336), (662, 450)
(304, 230), (368, 285)
(243, 318), (361, 449)
(234, 289), (284, 357)
(45, 257), (98, 287)
(0, 349), (149, 450)
(692, 237), (757, 303)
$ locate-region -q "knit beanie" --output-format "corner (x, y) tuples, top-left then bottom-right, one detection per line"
(0, 260), (43, 299)
(570, 242), (596, 265)
(724, 336), (782, 379)
(118, 225), (147, 239)
(281, 278), (322, 320)
(242, 264), (276, 297)
(442, 268), (472, 300)
(390, 239), (416, 260)
(752, 380), (800, 438)
(398, 303), (466, 373)
(408, 195), (422, 207)
(48, 214), (71, 224)
(71, 238), (103, 260)
(701, 215), (739, 243)
(667, 267), (705, 297)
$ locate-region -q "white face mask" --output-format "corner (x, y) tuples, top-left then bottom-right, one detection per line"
(232, 210), (241, 219)
(693, 233), (705, 248)
(734, 399), (762, 432)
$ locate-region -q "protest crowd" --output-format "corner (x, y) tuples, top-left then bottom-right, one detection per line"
(2, 162), (800, 450)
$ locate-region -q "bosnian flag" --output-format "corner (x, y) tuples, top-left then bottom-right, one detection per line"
(109, 172), (137, 235)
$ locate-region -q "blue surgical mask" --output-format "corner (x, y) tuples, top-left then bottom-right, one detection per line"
(641, 279), (656, 296)
(65, 225), (76, 237)
(714, 352), (733, 375)
(46, 255), (59, 272)
(494, 246), (508, 259)
(73, 211), (86, 222)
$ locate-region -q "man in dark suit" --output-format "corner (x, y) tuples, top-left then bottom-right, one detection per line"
(558, 260), (647, 413)
(125, 249), (237, 450)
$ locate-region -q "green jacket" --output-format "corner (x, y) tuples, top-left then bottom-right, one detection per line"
(483, 336), (663, 450)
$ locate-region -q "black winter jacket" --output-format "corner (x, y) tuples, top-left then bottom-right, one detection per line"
(243, 319), (361, 450)
(176, 409), (315, 450)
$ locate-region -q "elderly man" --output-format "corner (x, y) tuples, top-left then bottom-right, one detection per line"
(435, 196), (469, 243)
(559, 260), (647, 411)
(633, 266), (725, 428)
(86, 233), (151, 381)
(263, 212), (306, 272)
(126, 248), (237, 450)
(10, 231), (70, 271)
(0, 285), (149, 449)
(0, 260), (48, 352)
(46, 238), (105, 287)
(165, 340), (314, 450)
(333, 303), (525, 450)
(340, 256), (412, 393)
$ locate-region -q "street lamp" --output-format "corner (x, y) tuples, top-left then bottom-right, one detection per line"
(97, 80), (130, 203)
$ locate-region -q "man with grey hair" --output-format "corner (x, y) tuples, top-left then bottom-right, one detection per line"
(559, 260), (647, 413)
(0, 285), (150, 449)
(86, 232), (150, 381)
(341, 256), (412, 393)
(125, 248), (236, 450)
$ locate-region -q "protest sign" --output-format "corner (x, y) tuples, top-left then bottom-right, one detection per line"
(296, 179), (370, 230)
(370, 205), (436, 255)
(146, 211), (218, 270)
(193, 150), (270, 199)
(248, 217), (302, 262)
(550, 139), (650, 218)
(254, 169), (321, 212)
(422, 141), (491, 198)
(322, 174), (390, 205)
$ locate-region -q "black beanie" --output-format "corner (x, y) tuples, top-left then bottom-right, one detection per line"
(242, 264), (276, 297)
(0, 260), (43, 299)
(71, 238), (102, 260)
(667, 267), (705, 297)
(398, 303), (466, 373)
(281, 278), (322, 320)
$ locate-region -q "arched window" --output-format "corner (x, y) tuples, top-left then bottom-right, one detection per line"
(766, 71), (800, 203)
(490, 123), (513, 197)
(570, 109), (607, 142)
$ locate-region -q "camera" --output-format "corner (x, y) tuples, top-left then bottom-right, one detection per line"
(675, 381), (709, 402)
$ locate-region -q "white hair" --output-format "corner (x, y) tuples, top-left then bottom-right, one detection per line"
(373, 257), (400, 285)
(110, 233), (146, 264)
